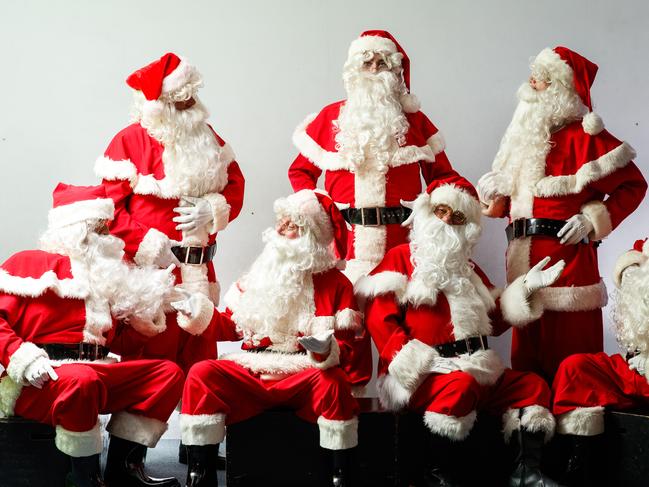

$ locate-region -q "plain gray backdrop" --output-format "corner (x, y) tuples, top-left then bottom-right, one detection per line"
(1, 0), (647, 380)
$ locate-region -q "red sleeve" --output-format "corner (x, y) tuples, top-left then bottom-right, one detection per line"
(288, 153), (321, 191)
(364, 293), (410, 366)
(106, 320), (150, 357)
(0, 293), (28, 369)
(211, 308), (244, 342)
(221, 162), (245, 223)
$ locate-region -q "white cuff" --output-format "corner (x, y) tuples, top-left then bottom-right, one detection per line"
(309, 339), (341, 370)
(203, 192), (231, 234)
(581, 201), (613, 241)
(55, 422), (103, 457)
(176, 294), (215, 336)
(180, 413), (226, 446)
(6, 342), (48, 384)
(107, 411), (168, 447)
(387, 339), (437, 393)
(500, 275), (544, 326)
(318, 417), (358, 450)
(134, 228), (170, 266)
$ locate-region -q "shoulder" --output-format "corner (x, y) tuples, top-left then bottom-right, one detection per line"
(1, 250), (72, 280)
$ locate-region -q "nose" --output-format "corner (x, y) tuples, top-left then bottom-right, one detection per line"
(369, 63), (378, 73)
(441, 213), (453, 224)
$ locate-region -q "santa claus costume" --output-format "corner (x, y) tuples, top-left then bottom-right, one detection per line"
(0, 184), (185, 487)
(356, 180), (562, 486)
(288, 30), (471, 284)
(94, 52), (245, 371)
(552, 238), (649, 486)
(179, 190), (365, 487)
(477, 46), (647, 381)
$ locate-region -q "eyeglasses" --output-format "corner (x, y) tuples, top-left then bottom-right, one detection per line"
(433, 204), (467, 225)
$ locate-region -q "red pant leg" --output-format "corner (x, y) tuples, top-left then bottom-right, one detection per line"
(408, 371), (481, 441)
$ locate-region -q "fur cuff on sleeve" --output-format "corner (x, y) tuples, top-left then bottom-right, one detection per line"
(309, 339), (341, 370)
(500, 275), (544, 327)
(203, 192), (231, 234)
(614, 250), (647, 288)
(134, 228), (170, 266)
(6, 342), (48, 384)
(581, 201), (613, 241)
(387, 339), (437, 392)
(176, 294), (215, 336)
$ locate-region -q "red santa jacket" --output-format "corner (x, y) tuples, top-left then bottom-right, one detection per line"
(355, 244), (544, 409)
(289, 101), (469, 281)
(215, 267), (370, 386)
(491, 121), (646, 313)
(95, 122), (245, 303)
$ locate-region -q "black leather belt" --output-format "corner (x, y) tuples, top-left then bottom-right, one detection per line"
(38, 343), (110, 361)
(505, 218), (567, 242)
(341, 206), (412, 226)
(434, 336), (489, 357)
(171, 244), (217, 265)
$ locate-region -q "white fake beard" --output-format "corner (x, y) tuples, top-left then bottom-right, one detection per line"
(613, 262), (649, 354)
(409, 215), (481, 294)
(133, 94), (229, 196)
(335, 70), (409, 171)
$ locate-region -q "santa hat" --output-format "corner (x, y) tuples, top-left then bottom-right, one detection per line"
(532, 46), (604, 135)
(347, 30), (420, 113)
(405, 178), (482, 226)
(273, 190), (348, 259)
(48, 183), (115, 229)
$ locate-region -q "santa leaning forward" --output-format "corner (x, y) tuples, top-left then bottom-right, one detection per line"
(356, 179), (564, 486)
(0, 184), (211, 487)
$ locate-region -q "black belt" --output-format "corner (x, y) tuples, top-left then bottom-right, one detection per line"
(38, 343), (110, 361)
(505, 218), (567, 242)
(171, 244), (217, 265)
(340, 206), (412, 226)
(434, 336), (489, 357)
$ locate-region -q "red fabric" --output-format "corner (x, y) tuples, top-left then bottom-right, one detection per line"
(426, 176), (478, 200)
(359, 30), (410, 90)
(314, 192), (348, 259)
(181, 359), (358, 424)
(552, 352), (649, 416)
(52, 183), (108, 209)
(126, 53), (181, 101)
(409, 371), (480, 417)
(14, 359), (183, 432)
(553, 46), (598, 111)
(478, 368), (551, 414)
(633, 238), (647, 252)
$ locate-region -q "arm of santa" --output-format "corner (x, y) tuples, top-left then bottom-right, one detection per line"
(614, 239), (649, 288)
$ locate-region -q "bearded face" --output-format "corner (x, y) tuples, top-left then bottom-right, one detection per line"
(335, 51), (410, 171)
(613, 263), (649, 354)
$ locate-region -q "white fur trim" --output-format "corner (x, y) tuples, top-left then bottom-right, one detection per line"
(537, 280), (607, 312)
(48, 198), (114, 229)
(581, 200), (613, 241)
(387, 339), (437, 392)
(348, 36), (397, 56)
(557, 406), (605, 436)
(533, 48), (573, 88)
(344, 258), (379, 286)
(309, 338), (341, 370)
(582, 112), (604, 135)
(180, 413), (226, 446)
(335, 308), (363, 330)
(6, 342), (49, 384)
(521, 405), (556, 442)
(221, 351), (313, 376)
(133, 228), (170, 266)
(502, 408), (521, 443)
(400, 93), (421, 114)
(107, 411), (168, 447)
(534, 142), (636, 197)
(94, 156), (137, 184)
(0, 268), (88, 299)
(427, 131), (446, 155)
(428, 184), (482, 225)
(452, 349), (505, 386)
(354, 271), (408, 301)
(176, 294), (214, 336)
(614, 250), (647, 288)
(161, 59), (196, 95)
(499, 275), (544, 327)
(0, 375), (23, 417)
(203, 192), (231, 234)
(376, 374), (413, 410)
(55, 422), (102, 457)
(423, 410), (477, 441)
(318, 416), (358, 450)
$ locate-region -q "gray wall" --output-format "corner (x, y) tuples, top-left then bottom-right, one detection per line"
(1, 0), (648, 365)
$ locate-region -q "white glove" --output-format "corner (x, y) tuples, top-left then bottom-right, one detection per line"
(170, 288), (204, 319)
(628, 354), (646, 375)
(154, 240), (181, 269)
(523, 256), (565, 295)
(298, 330), (335, 355)
(429, 357), (461, 374)
(477, 171), (511, 204)
(23, 357), (59, 389)
(173, 196), (214, 232)
(557, 214), (594, 245)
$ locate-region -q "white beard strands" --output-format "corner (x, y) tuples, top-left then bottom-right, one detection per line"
(335, 54), (409, 172)
(613, 263), (649, 355)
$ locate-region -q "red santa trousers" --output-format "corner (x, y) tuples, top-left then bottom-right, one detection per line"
(553, 352), (649, 436)
(12, 359), (184, 457)
(409, 369), (554, 441)
(180, 359), (359, 450)
(512, 309), (603, 382)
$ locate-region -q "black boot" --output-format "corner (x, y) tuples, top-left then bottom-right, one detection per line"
(104, 435), (180, 487)
(423, 432), (463, 487)
(68, 454), (106, 487)
(185, 444), (219, 487)
(561, 434), (603, 487)
(509, 429), (560, 487)
(331, 448), (358, 487)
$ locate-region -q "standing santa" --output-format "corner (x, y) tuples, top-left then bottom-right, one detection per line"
(477, 46), (646, 380)
(94, 53), (245, 371)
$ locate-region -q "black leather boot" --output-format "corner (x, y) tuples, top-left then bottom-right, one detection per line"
(561, 434), (603, 487)
(104, 435), (180, 487)
(423, 433), (463, 487)
(509, 429), (561, 487)
(185, 444), (219, 487)
(331, 448), (358, 487)
(68, 453), (106, 487)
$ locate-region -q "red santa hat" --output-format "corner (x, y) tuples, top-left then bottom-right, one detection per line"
(347, 30), (420, 113)
(532, 46), (604, 135)
(274, 190), (348, 259)
(48, 183), (115, 229)
(405, 178), (482, 226)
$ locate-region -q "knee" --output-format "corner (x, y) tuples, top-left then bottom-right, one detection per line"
(556, 353), (591, 379)
(186, 359), (219, 386)
(319, 367), (352, 392)
(63, 367), (103, 402)
(450, 372), (481, 398)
